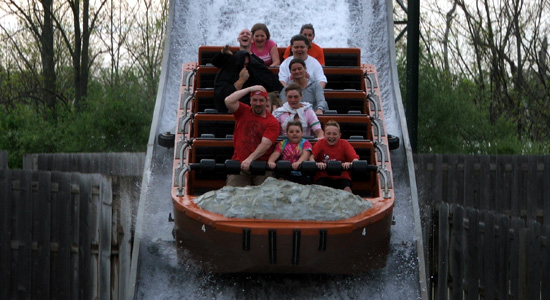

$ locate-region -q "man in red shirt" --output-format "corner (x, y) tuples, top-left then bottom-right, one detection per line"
(225, 85), (280, 186)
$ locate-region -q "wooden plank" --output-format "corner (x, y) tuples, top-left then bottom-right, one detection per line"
(117, 177), (133, 300)
(433, 154), (444, 208)
(463, 156), (479, 208)
(70, 173), (81, 300)
(89, 177), (101, 300)
(450, 204), (465, 300)
(32, 171), (52, 300)
(99, 175), (113, 300)
(510, 217), (525, 300)
(465, 207), (479, 300)
(437, 202), (450, 300)
(12, 170), (34, 299)
(544, 157), (550, 226)
(481, 211), (495, 300)
(525, 156), (538, 220)
(78, 173), (92, 300)
(542, 224), (550, 300)
(517, 156), (527, 218)
(111, 176), (121, 300)
(526, 220), (541, 300)
(50, 171), (72, 299)
(496, 215), (511, 300)
(479, 155), (493, 211)
(446, 155), (461, 206)
(0, 169), (11, 300)
(496, 156), (514, 216)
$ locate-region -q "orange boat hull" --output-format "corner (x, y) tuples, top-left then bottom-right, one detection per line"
(172, 204), (393, 274)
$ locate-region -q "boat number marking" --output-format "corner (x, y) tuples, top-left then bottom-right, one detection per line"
(202, 225), (206, 232)
(362, 228), (366, 236)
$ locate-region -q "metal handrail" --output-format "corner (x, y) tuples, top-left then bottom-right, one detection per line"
(177, 165), (190, 197)
(185, 69), (197, 92)
(371, 118), (383, 144)
(374, 141), (387, 170)
(182, 94), (194, 117)
(377, 168), (391, 199)
(177, 140), (192, 167)
(364, 72), (376, 96)
(367, 93), (380, 120)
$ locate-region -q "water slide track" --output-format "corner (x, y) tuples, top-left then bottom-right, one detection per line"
(129, 0), (427, 299)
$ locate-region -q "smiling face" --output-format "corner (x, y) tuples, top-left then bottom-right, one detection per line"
(286, 125), (303, 144)
(290, 62), (306, 80)
(253, 30), (267, 47)
(301, 28), (315, 43)
(238, 29), (252, 48)
(250, 95), (267, 115)
(285, 90), (302, 109)
(291, 40), (308, 60)
(324, 125), (341, 146)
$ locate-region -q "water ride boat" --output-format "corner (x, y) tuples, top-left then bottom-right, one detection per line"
(163, 46), (396, 274)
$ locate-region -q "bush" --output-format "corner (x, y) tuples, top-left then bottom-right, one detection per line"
(0, 70), (154, 168)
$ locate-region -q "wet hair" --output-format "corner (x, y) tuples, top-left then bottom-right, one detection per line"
(290, 34), (311, 49)
(286, 120), (303, 132)
(268, 91), (283, 108)
(251, 23), (271, 40)
(285, 82), (303, 97)
(288, 58), (306, 71)
(325, 120), (341, 131)
(300, 24), (315, 36)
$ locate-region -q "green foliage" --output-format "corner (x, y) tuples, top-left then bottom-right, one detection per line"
(0, 69), (154, 168)
(398, 56), (548, 154)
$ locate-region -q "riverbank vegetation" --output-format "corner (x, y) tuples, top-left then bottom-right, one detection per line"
(0, 0), (167, 168)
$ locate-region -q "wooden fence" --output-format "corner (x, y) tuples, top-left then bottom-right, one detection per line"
(415, 154), (550, 300)
(434, 203), (550, 300)
(1, 152), (144, 300)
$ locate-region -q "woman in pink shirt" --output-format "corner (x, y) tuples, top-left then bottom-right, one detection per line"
(272, 83), (324, 139)
(251, 23), (280, 66)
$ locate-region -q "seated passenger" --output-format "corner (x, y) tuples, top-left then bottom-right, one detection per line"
(225, 85), (280, 187)
(272, 83), (324, 139)
(280, 58), (327, 114)
(250, 23), (280, 66)
(279, 34), (327, 88)
(283, 24), (325, 65)
(267, 121), (312, 185)
(310, 120), (359, 193)
(212, 28), (261, 68)
(213, 50), (283, 112)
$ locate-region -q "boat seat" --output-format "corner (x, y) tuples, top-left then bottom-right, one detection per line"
(324, 91), (367, 114)
(194, 89), (217, 113)
(192, 113), (235, 138)
(194, 66), (218, 89)
(323, 48), (361, 67)
(189, 139), (234, 194)
(198, 46), (240, 66)
(323, 68), (365, 90)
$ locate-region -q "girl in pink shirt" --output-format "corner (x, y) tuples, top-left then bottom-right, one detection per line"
(251, 23), (280, 66)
